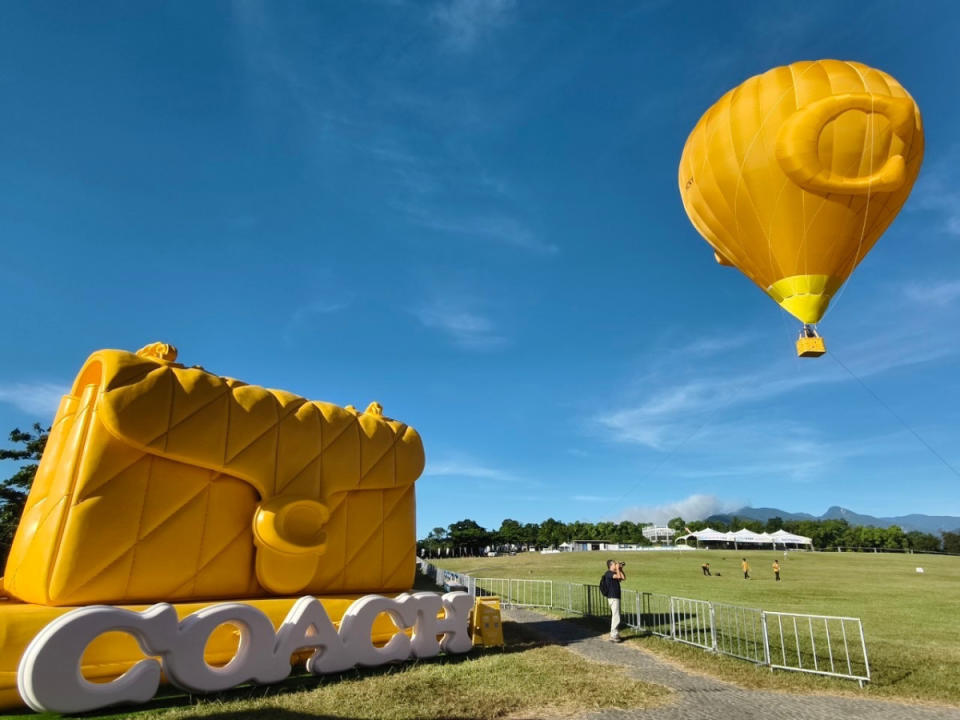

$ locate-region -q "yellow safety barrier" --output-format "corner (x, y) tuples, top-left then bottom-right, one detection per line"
(471, 596), (504, 648)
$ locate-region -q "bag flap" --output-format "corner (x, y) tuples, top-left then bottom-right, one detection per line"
(76, 347), (425, 502)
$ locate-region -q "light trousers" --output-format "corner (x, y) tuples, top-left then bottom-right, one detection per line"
(608, 597), (621, 639)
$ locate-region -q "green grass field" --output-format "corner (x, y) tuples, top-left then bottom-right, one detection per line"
(434, 549), (960, 705)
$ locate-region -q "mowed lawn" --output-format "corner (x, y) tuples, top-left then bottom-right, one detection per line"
(434, 550), (960, 705)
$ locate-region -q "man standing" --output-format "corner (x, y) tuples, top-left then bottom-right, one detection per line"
(772, 560), (781, 581)
(701, 562), (711, 576)
(601, 559), (625, 642)
(741, 558), (750, 579)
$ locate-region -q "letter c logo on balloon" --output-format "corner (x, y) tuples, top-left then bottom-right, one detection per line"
(775, 93), (918, 195)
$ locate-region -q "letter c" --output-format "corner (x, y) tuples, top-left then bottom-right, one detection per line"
(775, 93), (917, 195)
(17, 604), (178, 714)
(338, 595), (417, 666)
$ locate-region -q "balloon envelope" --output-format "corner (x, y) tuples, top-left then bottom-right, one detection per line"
(679, 60), (924, 324)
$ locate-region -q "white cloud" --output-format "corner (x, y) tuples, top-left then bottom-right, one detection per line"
(0, 382), (69, 418)
(424, 458), (516, 482)
(618, 494), (743, 524)
(283, 300), (350, 344)
(431, 0), (515, 52)
(397, 202), (557, 255)
(595, 315), (960, 452)
(905, 280), (960, 307)
(911, 153), (960, 236)
(680, 333), (756, 357)
(415, 300), (505, 349)
(595, 372), (821, 450)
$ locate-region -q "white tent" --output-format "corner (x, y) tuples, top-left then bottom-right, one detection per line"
(675, 527), (731, 544)
(676, 527), (812, 548)
(769, 529), (813, 547)
(732, 528), (763, 543)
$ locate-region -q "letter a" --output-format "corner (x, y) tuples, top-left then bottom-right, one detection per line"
(270, 597), (353, 678)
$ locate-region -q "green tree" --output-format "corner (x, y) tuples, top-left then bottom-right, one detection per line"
(882, 525), (906, 549)
(666, 516), (685, 532)
(447, 519), (490, 556)
(905, 530), (940, 552)
(942, 531), (960, 554)
(520, 523), (540, 550)
(615, 520), (640, 543)
(765, 516), (785, 532)
(538, 518), (566, 548)
(0, 424), (48, 563)
(419, 526), (449, 557)
(495, 518), (523, 549)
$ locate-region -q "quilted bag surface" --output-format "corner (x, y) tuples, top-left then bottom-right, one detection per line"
(2, 343), (425, 606)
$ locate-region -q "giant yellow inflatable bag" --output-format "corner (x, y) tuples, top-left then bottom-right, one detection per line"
(2, 343), (425, 606)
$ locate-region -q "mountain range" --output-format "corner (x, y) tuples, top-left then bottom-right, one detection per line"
(704, 506), (960, 535)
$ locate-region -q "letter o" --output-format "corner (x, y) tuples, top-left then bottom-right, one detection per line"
(162, 603), (278, 692)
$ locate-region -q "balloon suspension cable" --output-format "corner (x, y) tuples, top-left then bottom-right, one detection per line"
(830, 351), (960, 481)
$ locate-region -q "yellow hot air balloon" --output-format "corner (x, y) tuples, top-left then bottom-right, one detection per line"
(679, 60), (924, 357)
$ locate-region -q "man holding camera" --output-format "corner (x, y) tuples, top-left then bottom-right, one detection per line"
(601, 559), (626, 642)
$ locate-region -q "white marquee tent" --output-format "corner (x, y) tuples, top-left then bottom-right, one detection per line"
(676, 527), (812, 548)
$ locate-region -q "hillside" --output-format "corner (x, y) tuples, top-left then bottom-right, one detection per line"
(705, 506), (960, 534)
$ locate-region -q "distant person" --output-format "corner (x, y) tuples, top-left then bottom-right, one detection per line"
(701, 562), (711, 576)
(599, 559), (625, 642)
(741, 558), (750, 579)
(772, 560), (781, 582)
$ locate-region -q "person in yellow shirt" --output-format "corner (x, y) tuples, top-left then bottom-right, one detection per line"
(741, 558), (750, 579)
(772, 560), (781, 582)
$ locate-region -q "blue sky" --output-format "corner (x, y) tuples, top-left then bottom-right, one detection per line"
(1, 1), (959, 536)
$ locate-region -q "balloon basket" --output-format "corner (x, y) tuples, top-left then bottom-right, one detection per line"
(796, 336), (826, 358)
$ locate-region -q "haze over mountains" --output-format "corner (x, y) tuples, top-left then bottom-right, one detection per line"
(705, 506), (960, 535)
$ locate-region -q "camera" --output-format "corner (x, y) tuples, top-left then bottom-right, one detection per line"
(617, 561), (626, 568)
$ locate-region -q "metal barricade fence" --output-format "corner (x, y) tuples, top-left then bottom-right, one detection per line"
(713, 602), (765, 663)
(474, 578), (553, 608)
(640, 592), (673, 637)
(620, 589), (640, 630)
(762, 611), (870, 686)
(552, 581), (585, 615)
(670, 596), (714, 650)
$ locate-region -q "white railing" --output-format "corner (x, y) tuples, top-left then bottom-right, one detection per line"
(473, 578), (553, 608)
(762, 611), (870, 686)
(713, 602), (765, 663)
(670, 596), (714, 650)
(416, 559), (870, 685)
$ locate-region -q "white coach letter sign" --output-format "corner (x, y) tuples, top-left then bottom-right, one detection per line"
(17, 604), (178, 714)
(271, 596), (353, 677)
(162, 602), (279, 692)
(16, 592), (473, 714)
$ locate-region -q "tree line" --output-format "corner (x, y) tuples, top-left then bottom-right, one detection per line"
(418, 515), (960, 556)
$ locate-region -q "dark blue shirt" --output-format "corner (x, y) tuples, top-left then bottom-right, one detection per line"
(603, 570), (621, 599)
